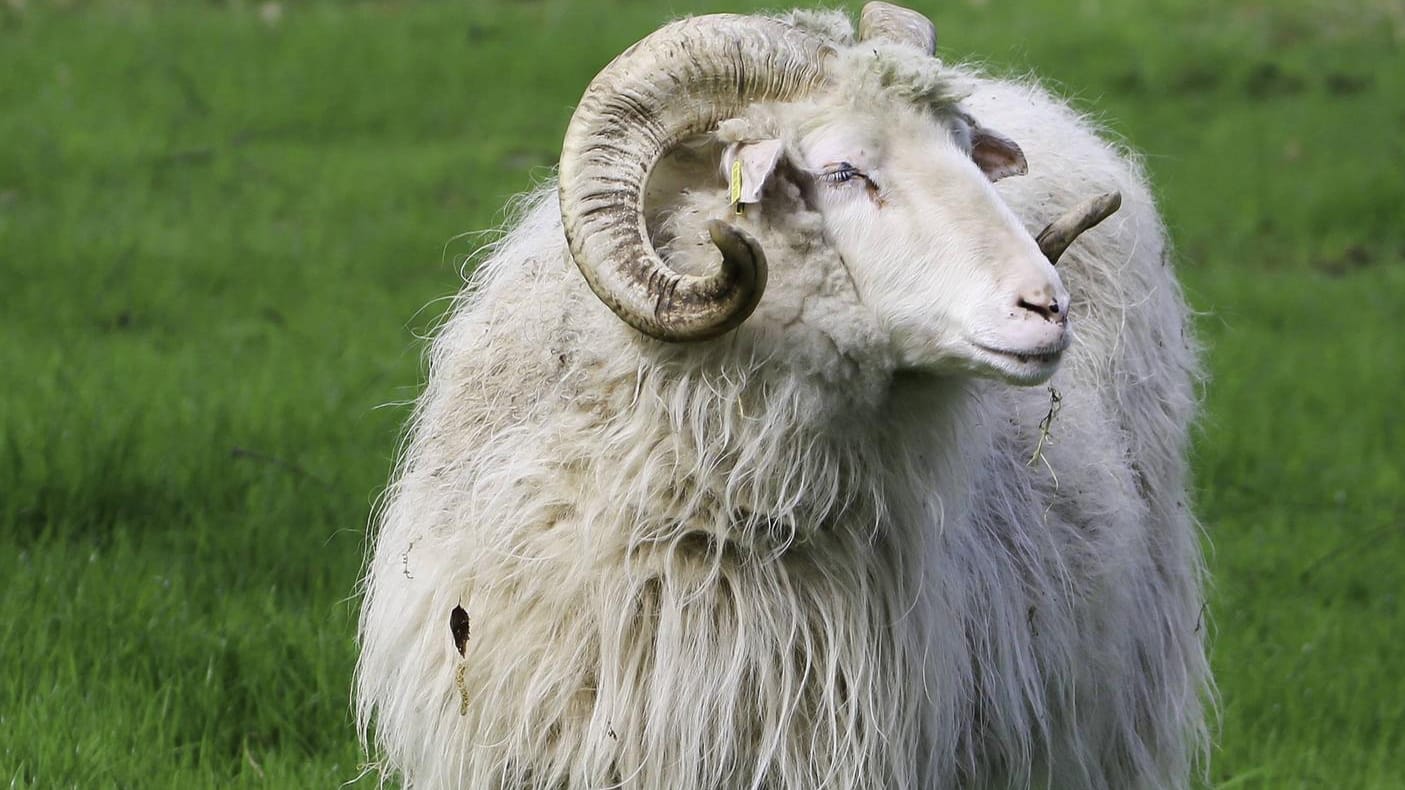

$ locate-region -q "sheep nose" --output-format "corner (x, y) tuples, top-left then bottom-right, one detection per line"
(1015, 289), (1067, 324)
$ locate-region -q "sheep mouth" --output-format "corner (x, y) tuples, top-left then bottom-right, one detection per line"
(968, 341), (1069, 384)
(980, 346), (1064, 365)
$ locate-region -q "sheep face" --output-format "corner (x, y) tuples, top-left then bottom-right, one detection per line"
(559, 11), (1112, 376)
(747, 102), (1072, 385)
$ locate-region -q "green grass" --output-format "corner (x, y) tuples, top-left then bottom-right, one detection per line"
(1, 0), (1401, 786)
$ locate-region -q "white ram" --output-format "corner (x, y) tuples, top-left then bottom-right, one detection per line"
(357, 4), (1210, 788)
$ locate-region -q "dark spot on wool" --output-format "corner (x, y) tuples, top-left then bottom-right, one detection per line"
(450, 605), (471, 656)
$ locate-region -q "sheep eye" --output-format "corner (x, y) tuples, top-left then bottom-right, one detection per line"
(820, 162), (863, 184)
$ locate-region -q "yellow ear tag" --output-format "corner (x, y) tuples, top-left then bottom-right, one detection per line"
(729, 159), (744, 215)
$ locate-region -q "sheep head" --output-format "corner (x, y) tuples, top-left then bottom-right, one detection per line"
(558, 2), (1119, 385)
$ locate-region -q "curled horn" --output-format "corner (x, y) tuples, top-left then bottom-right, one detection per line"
(859, 1), (937, 55)
(1035, 192), (1123, 265)
(558, 16), (833, 342)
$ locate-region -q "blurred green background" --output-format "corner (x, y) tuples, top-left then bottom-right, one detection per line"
(1, 0), (1401, 786)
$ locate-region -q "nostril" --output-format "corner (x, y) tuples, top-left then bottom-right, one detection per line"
(1016, 294), (1066, 323)
(1017, 292), (1067, 323)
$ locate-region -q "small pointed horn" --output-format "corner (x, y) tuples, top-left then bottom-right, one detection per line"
(1036, 192), (1123, 265)
(859, 2), (936, 55)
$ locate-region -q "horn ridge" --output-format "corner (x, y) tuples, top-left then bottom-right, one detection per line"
(559, 15), (832, 342)
(859, 2), (937, 55)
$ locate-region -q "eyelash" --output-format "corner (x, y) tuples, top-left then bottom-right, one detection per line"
(820, 162), (863, 184)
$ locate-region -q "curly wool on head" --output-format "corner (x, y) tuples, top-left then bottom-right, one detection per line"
(356, 5), (1210, 789)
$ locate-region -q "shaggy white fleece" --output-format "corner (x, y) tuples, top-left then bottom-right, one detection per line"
(357, 9), (1209, 789)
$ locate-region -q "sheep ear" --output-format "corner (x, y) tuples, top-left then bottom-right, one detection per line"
(970, 124), (1027, 182)
(722, 139), (785, 205)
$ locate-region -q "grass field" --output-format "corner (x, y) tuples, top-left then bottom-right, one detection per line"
(2, 0), (1402, 786)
